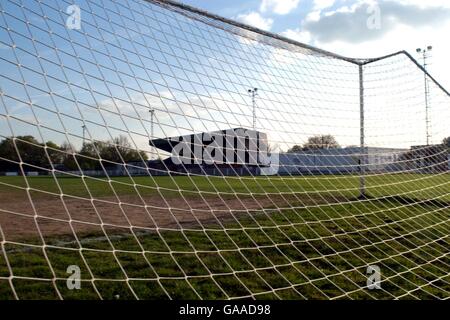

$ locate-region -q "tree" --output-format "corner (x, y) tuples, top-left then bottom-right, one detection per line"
(303, 134), (340, 150)
(286, 145), (303, 153)
(77, 141), (105, 170)
(0, 136), (81, 171)
(443, 137), (450, 149)
(0, 135), (149, 171)
(100, 135), (148, 165)
(45, 141), (65, 165)
(0, 137), (18, 171)
(0, 136), (48, 169)
(60, 142), (78, 170)
(0, 137), (17, 161)
(76, 135), (148, 169)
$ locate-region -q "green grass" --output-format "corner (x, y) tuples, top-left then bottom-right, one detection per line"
(0, 173), (448, 201)
(0, 174), (449, 299)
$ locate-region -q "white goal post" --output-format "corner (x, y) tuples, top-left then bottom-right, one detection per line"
(0, 0), (448, 300)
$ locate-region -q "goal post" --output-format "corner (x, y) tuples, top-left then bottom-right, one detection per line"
(359, 64), (366, 199)
(0, 0), (449, 300)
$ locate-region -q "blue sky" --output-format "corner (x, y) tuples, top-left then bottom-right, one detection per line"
(0, 0), (449, 154)
(181, 0), (316, 33)
(180, 0), (450, 88)
(180, 0), (314, 33)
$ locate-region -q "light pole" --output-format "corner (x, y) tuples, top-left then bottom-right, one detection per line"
(81, 125), (86, 146)
(149, 109), (155, 139)
(248, 88), (258, 130)
(416, 46), (432, 145)
(149, 109), (155, 160)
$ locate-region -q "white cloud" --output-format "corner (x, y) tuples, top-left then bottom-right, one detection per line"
(305, 10), (321, 22)
(395, 0), (450, 8)
(260, 0), (300, 15)
(313, 21), (450, 89)
(279, 1), (450, 89)
(236, 12), (274, 31)
(299, 1), (450, 43)
(281, 28), (312, 44)
(313, 0), (336, 10)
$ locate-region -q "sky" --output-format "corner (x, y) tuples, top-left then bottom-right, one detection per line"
(180, 0), (450, 90)
(0, 0), (449, 157)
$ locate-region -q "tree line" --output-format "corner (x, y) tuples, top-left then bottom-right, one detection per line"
(444, 137), (450, 150)
(287, 135), (340, 153)
(0, 135), (148, 171)
(286, 135), (450, 153)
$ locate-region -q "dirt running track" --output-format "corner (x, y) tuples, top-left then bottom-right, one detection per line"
(0, 190), (340, 242)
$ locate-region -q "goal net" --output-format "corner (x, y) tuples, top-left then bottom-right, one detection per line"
(0, 0), (449, 300)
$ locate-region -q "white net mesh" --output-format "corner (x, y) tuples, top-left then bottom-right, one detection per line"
(0, 0), (449, 300)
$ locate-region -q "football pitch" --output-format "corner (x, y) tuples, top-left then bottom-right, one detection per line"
(0, 173), (448, 200)
(0, 173), (449, 299)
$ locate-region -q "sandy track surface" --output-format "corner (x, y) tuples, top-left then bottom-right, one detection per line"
(0, 190), (338, 241)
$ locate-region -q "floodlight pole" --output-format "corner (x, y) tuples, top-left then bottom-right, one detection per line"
(416, 46), (432, 145)
(149, 108), (155, 160)
(149, 109), (155, 139)
(248, 88), (258, 130)
(359, 65), (366, 199)
(81, 125), (86, 147)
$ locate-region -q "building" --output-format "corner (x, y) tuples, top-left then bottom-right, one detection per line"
(409, 145), (449, 173)
(148, 128), (271, 176)
(278, 147), (408, 175)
